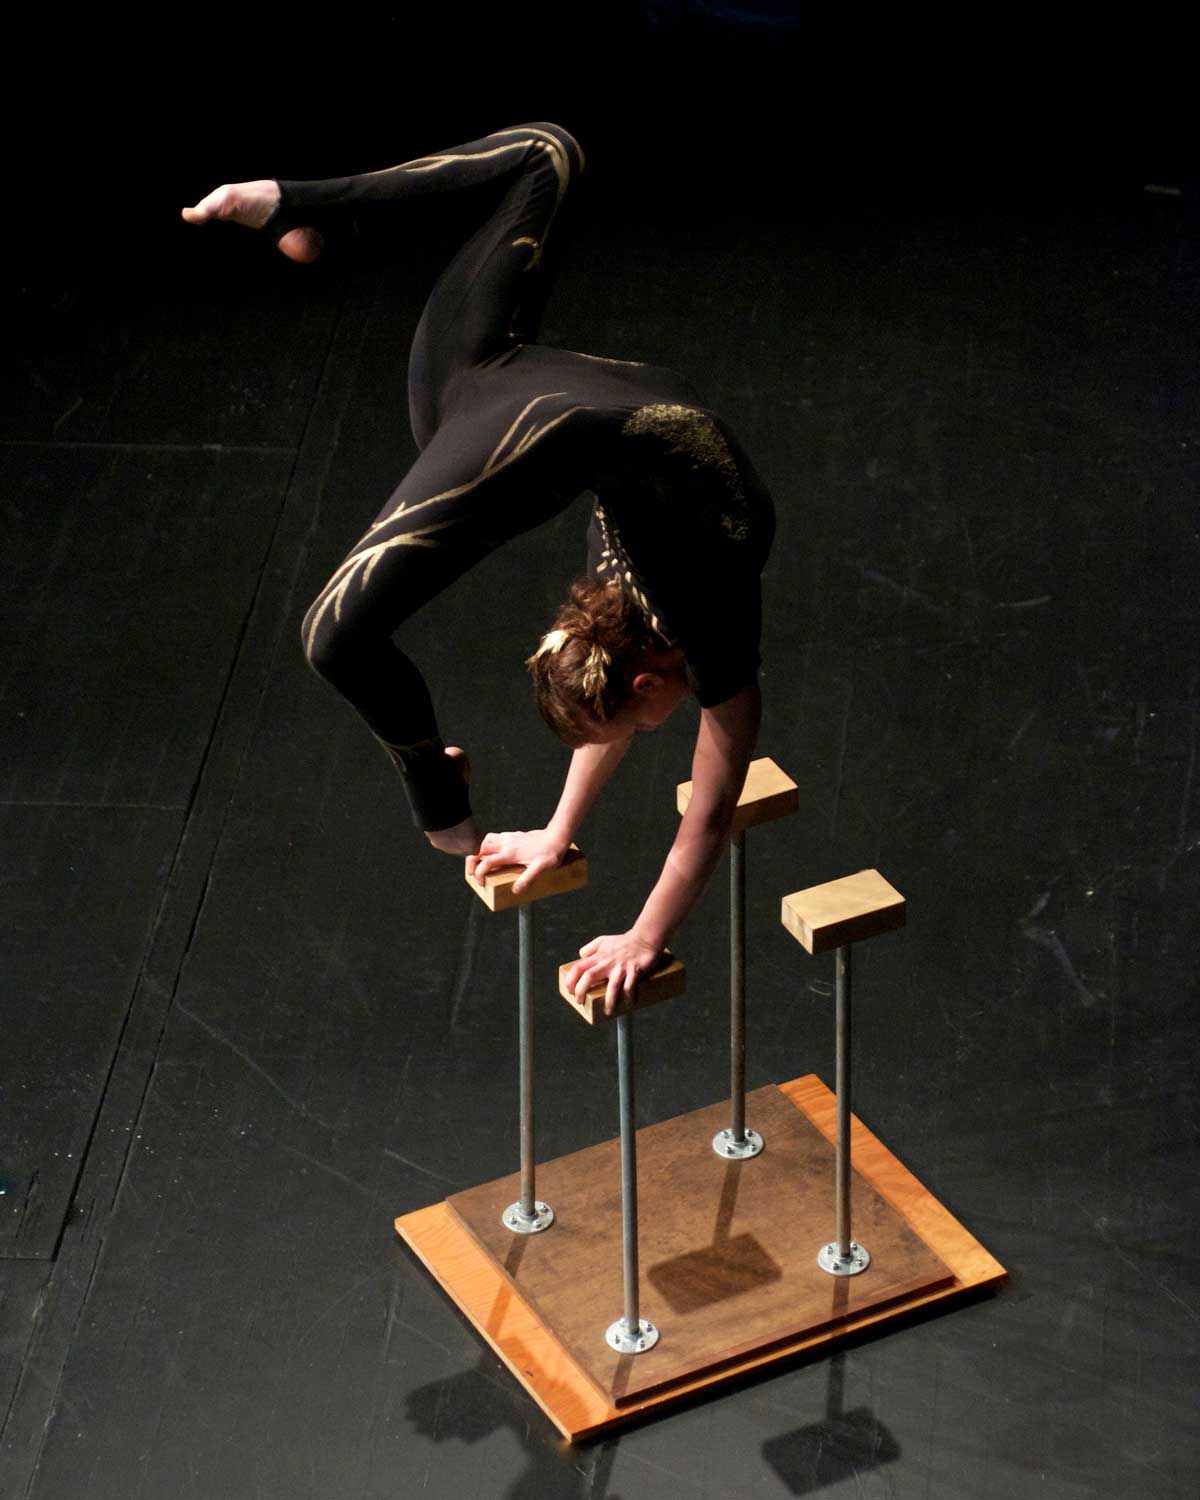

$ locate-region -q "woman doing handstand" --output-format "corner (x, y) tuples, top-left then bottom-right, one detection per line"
(182, 122), (775, 1013)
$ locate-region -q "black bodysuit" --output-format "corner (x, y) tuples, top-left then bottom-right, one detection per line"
(288, 124), (775, 830)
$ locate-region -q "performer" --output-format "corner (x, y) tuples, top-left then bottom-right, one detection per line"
(182, 123), (775, 1011)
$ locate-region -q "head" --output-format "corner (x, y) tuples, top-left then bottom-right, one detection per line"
(527, 577), (689, 747)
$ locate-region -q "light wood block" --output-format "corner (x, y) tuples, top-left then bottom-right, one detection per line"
(781, 868), (905, 953)
(677, 755), (799, 833)
(394, 1073), (1006, 1441)
(465, 843), (587, 911)
(558, 951), (685, 1023)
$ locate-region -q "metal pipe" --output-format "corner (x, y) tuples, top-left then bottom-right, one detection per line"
(502, 905), (552, 1234)
(817, 942), (868, 1276)
(617, 1012), (639, 1333)
(730, 830), (747, 1142)
(605, 1010), (659, 1351)
(835, 943), (851, 1258)
(712, 832), (762, 1159)
(519, 903), (535, 1218)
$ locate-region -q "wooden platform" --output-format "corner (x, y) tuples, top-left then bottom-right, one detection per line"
(394, 1075), (1006, 1440)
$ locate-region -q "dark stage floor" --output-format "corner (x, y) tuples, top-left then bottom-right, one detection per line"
(2, 132), (1198, 1497)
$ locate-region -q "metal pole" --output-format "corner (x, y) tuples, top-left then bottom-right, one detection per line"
(618, 1014), (639, 1332)
(713, 831), (763, 1159)
(731, 831), (746, 1141)
(519, 904), (536, 1217)
(835, 943), (851, 1257)
(818, 943), (869, 1275)
(606, 1014), (659, 1353)
(502, 905), (553, 1234)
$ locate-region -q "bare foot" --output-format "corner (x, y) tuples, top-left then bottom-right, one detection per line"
(182, 179), (280, 229)
(425, 747), (481, 856)
(180, 180), (323, 263)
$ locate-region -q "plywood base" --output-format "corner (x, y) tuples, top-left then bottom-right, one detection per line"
(394, 1075), (1006, 1440)
(448, 1086), (951, 1403)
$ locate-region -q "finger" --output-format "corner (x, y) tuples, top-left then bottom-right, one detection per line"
(579, 938), (600, 958)
(573, 960), (599, 1002)
(604, 970), (622, 1017)
(567, 954), (594, 990)
(474, 845), (513, 879)
(512, 856), (547, 895)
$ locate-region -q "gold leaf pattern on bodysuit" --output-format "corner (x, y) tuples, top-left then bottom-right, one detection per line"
(621, 402), (751, 541)
(362, 124), (582, 275)
(563, 349), (648, 369)
(304, 402), (591, 662)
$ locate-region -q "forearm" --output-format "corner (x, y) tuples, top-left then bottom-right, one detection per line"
(546, 737), (632, 847)
(631, 680), (761, 951)
(631, 804), (733, 951)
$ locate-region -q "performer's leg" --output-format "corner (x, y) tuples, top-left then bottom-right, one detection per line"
(292, 126), (584, 834)
(274, 123), (584, 447)
(300, 398), (582, 835)
(301, 431), (491, 833)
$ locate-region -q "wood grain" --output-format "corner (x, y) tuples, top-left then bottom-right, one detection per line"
(395, 1074), (1006, 1439)
(448, 1086), (951, 1404)
(558, 952), (686, 1023)
(781, 869), (906, 953)
(677, 755), (799, 832)
(464, 843), (588, 911)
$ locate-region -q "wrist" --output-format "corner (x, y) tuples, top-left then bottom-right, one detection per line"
(544, 816), (574, 852)
(630, 921), (667, 955)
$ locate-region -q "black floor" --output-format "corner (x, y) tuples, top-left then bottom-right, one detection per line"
(3, 119), (1198, 1498)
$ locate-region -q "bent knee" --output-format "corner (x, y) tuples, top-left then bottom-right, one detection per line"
(301, 599), (348, 682)
(524, 122), (586, 181)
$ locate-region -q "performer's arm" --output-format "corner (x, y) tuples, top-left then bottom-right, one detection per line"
(565, 682), (761, 1012)
(467, 736), (632, 893)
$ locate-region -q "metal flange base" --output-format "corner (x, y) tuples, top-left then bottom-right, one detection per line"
(605, 1317), (659, 1354)
(712, 1126), (764, 1160)
(817, 1240), (871, 1276)
(502, 1200), (555, 1235)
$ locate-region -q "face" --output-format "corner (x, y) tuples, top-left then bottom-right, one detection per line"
(579, 653), (689, 744)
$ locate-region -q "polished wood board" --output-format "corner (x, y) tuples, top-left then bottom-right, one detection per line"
(395, 1075), (1006, 1440)
(447, 1086), (950, 1403)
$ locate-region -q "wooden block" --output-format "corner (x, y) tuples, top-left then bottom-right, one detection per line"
(781, 868), (905, 954)
(394, 1074), (1006, 1440)
(465, 843), (587, 911)
(558, 951), (685, 1023)
(677, 755), (799, 833)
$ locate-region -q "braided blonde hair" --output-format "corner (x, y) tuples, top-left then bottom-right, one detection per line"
(528, 578), (662, 746)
